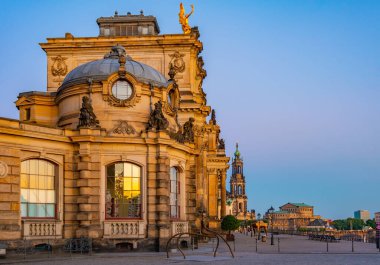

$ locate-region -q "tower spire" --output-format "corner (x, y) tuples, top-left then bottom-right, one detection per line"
(234, 142), (240, 159)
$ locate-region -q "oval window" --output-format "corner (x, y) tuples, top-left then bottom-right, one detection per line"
(112, 80), (133, 100)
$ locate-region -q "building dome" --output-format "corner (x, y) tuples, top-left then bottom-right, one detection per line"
(58, 45), (167, 92)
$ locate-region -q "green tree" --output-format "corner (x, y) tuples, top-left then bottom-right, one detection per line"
(332, 218), (365, 230)
(366, 219), (376, 229)
(221, 215), (240, 235)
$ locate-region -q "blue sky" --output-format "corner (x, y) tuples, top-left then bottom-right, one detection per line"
(0, 0), (379, 220)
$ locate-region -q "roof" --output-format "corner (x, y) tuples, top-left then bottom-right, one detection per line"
(58, 45), (168, 92)
(273, 211), (290, 214)
(290, 203), (312, 207)
(308, 219), (326, 227)
(282, 203), (312, 208)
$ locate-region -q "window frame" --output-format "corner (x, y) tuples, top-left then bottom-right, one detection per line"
(20, 159), (58, 220)
(105, 162), (143, 220)
(169, 167), (180, 220)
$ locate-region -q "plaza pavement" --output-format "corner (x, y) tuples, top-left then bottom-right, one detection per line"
(1, 232), (379, 265)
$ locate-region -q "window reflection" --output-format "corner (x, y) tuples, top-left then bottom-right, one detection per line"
(106, 162), (141, 218)
(20, 159), (56, 218)
(170, 167), (180, 219)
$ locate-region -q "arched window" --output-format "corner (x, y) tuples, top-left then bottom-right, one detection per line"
(106, 162), (141, 218)
(170, 167), (180, 219)
(20, 159), (56, 218)
(238, 185), (242, 195)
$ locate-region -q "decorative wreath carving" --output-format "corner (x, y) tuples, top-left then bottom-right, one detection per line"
(169, 51), (186, 73)
(0, 161), (9, 178)
(51, 55), (68, 77)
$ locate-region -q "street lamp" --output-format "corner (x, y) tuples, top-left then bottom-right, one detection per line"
(257, 213), (261, 240)
(270, 215), (274, 245)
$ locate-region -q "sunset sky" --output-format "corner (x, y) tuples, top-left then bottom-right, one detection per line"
(0, 0), (379, 219)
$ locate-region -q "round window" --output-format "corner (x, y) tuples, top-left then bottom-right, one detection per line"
(112, 80), (133, 100)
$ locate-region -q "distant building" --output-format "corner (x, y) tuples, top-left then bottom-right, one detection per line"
(226, 144), (255, 221)
(265, 203), (321, 231)
(354, 210), (370, 221)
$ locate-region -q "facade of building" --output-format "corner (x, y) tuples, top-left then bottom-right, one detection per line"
(354, 210), (370, 222)
(226, 144), (255, 221)
(0, 12), (230, 250)
(265, 203), (321, 231)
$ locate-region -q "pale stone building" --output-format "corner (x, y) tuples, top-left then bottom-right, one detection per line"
(0, 12), (229, 250)
(265, 203), (321, 231)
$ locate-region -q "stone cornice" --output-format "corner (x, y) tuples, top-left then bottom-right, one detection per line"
(40, 34), (203, 52)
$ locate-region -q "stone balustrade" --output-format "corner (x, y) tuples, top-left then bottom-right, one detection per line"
(171, 221), (189, 235)
(22, 220), (63, 239)
(103, 221), (145, 238)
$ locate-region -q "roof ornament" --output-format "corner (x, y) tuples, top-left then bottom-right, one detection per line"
(104, 44), (130, 60)
(234, 143), (240, 158)
(140, 10), (144, 15)
(78, 96), (100, 129)
(114, 10), (118, 17)
(210, 109), (217, 125)
(146, 101), (169, 131)
(168, 63), (176, 81)
(179, 3), (194, 34)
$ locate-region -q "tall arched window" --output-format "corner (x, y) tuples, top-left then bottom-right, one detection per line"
(169, 167), (180, 219)
(20, 159), (56, 218)
(106, 162), (141, 218)
(238, 185), (242, 195)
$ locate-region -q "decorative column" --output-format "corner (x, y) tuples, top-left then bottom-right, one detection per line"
(220, 169), (227, 218)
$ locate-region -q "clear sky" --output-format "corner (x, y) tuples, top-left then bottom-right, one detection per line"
(0, 0), (379, 220)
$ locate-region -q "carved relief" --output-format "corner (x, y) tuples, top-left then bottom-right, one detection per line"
(0, 161), (8, 178)
(78, 96), (100, 129)
(196, 56), (207, 80)
(147, 101), (169, 131)
(169, 51), (185, 73)
(193, 124), (205, 137)
(183, 118), (195, 143)
(109, 120), (136, 135)
(218, 138), (225, 150)
(51, 56), (68, 77)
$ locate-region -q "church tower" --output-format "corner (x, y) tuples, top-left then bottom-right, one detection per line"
(228, 143), (250, 220)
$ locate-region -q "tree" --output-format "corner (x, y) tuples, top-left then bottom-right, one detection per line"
(332, 218), (365, 230)
(221, 215), (240, 235)
(366, 219), (376, 229)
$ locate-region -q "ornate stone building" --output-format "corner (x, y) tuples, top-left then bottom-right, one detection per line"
(265, 203), (321, 231)
(226, 144), (254, 221)
(0, 12), (229, 249)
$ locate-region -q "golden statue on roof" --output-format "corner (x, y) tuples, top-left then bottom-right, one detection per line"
(179, 3), (194, 34)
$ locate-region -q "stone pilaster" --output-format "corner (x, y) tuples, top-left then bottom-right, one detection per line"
(0, 148), (21, 240)
(63, 154), (79, 238)
(75, 129), (102, 238)
(156, 155), (170, 249)
(186, 163), (196, 228)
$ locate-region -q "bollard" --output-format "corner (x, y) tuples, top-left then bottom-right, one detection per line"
(255, 238), (258, 252)
(271, 233), (274, 245)
(277, 238), (280, 253)
(326, 239), (329, 252)
(351, 238), (354, 252)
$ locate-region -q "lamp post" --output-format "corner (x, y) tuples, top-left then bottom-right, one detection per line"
(270, 215), (274, 245)
(257, 213), (261, 240)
